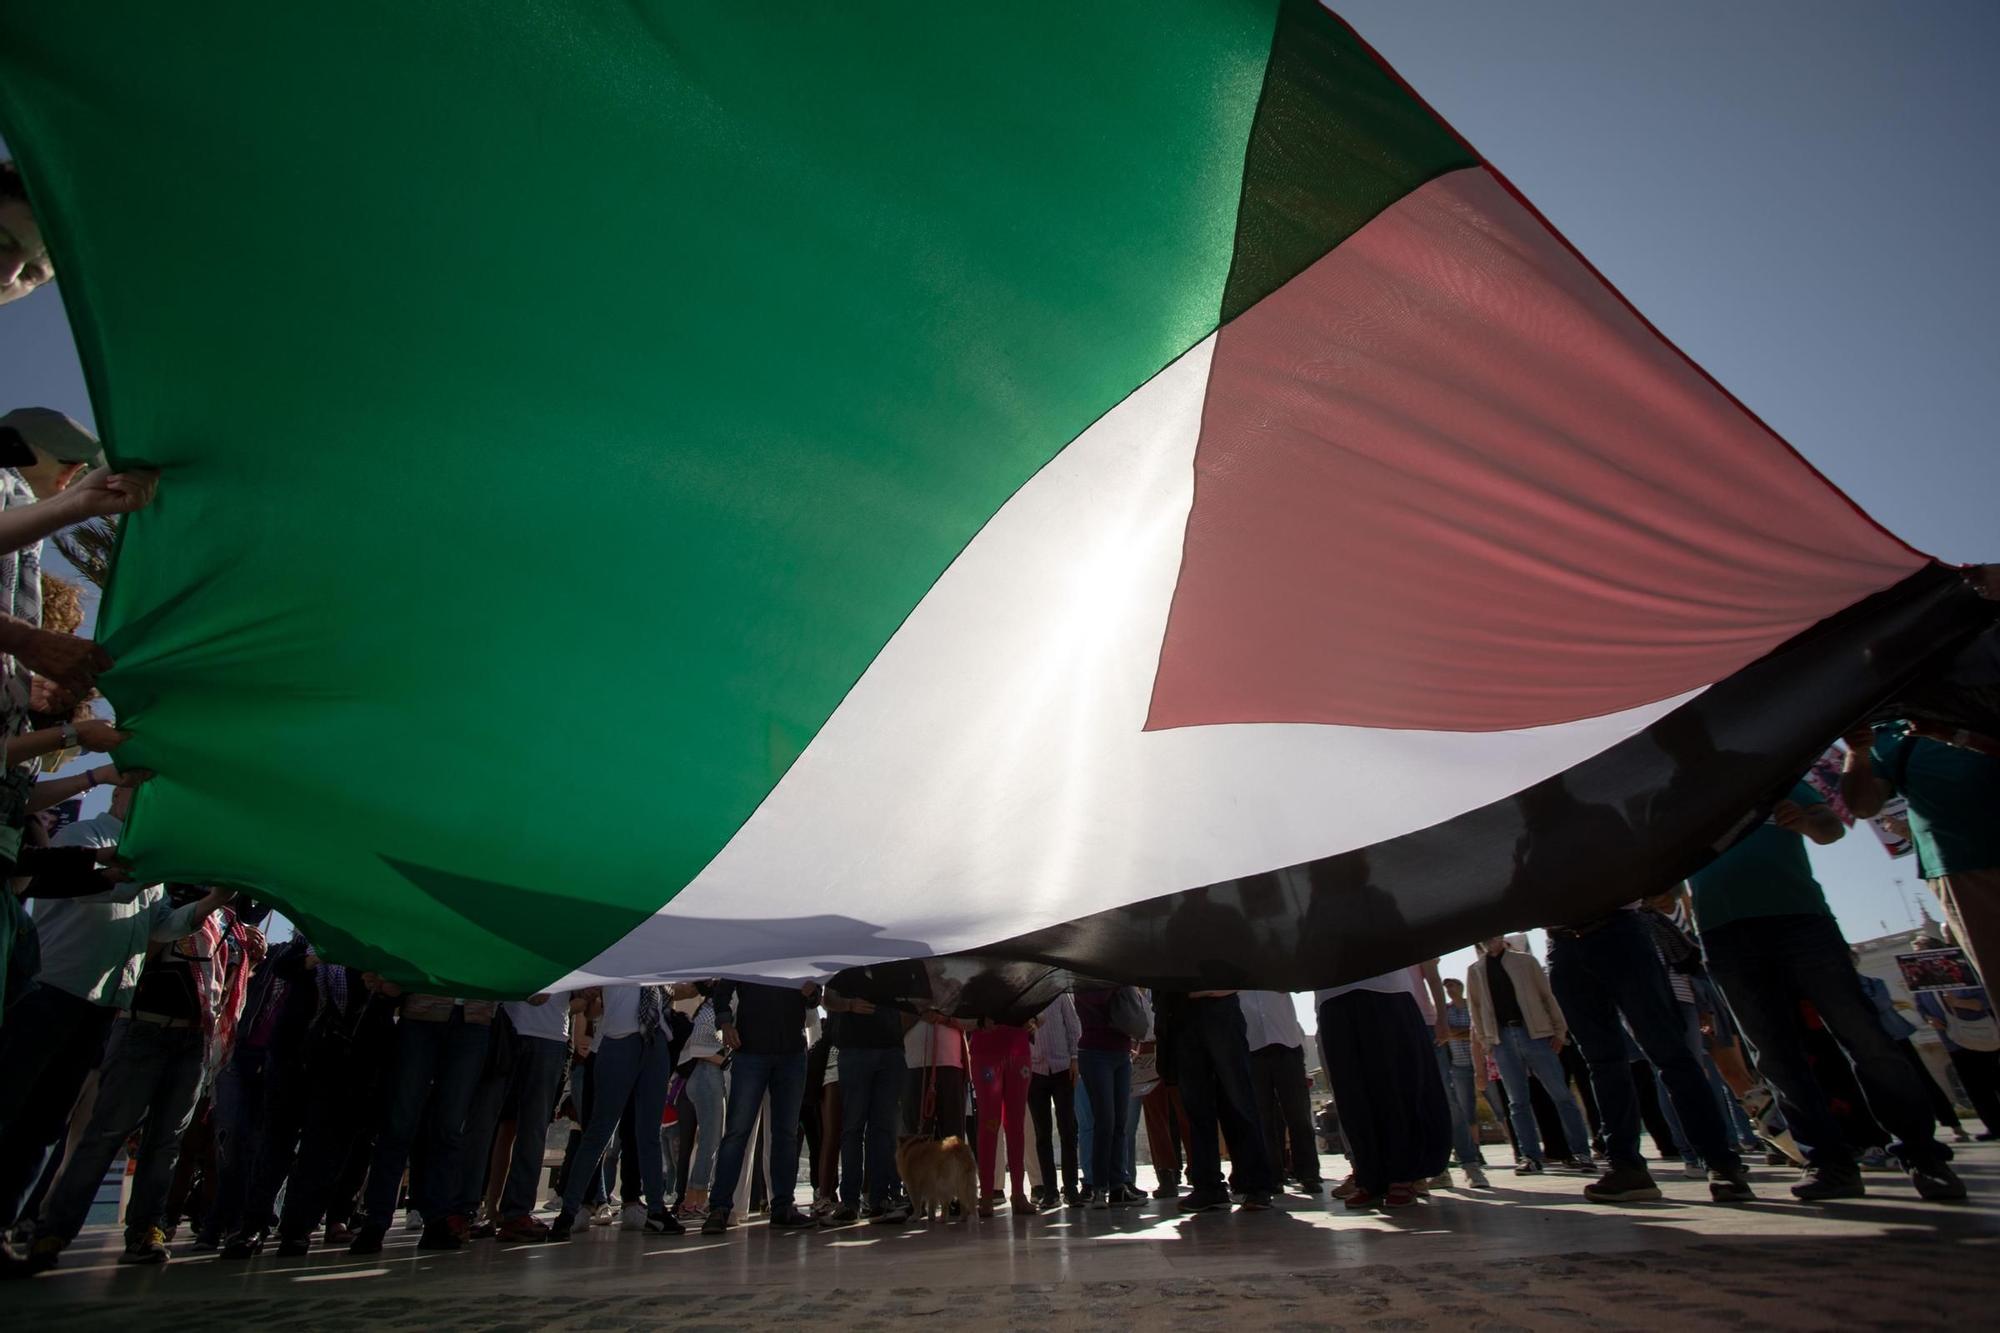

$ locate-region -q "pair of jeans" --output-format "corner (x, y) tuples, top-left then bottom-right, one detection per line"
(360, 1009), (492, 1226)
(1251, 1043), (1325, 1185)
(837, 1046), (905, 1208)
(1172, 995), (1276, 1195)
(1489, 1024), (1592, 1164)
(1435, 1047), (1482, 1167)
(457, 1034), (568, 1219)
(277, 1027), (390, 1240)
(1025, 1070), (1078, 1198)
(1704, 913), (1947, 1170)
(1548, 912), (1743, 1174)
(710, 1050), (806, 1215)
(562, 1032), (671, 1215)
(678, 1059), (727, 1192)
(234, 1048), (310, 1238)
(39, 1017), (206, 1244)
(0, 984), (116, 1227)
(970, 1027), (1032, 1197)
(1074, 1076), (1095, 1189)
(1075, 1048), (1130, 1192)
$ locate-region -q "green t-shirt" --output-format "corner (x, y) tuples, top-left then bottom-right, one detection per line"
(1870, 730), (2000, 877)
(1688, 780), (1830, 933)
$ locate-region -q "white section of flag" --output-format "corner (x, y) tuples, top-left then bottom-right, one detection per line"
(555, 335), (1694, 987)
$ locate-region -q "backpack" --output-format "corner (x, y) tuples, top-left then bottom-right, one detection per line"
(1108, 986), (1150, 1040)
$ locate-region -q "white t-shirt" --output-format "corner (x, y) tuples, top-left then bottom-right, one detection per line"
(1239, 990), (1306, 1051)
(598, 985), (669, 1041)
(1315, 968), (1421, 1007)
(904, 1019), (966, 1069)
(504, 993), (570, 1043)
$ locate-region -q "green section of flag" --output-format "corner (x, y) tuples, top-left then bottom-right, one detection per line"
(1221, 0), (1475, 323)
(0, 3), (1281, 991)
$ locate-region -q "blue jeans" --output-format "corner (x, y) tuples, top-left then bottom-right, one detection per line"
(1074, 1077), (1095, 1189)
(562, 1032), (671, 1214)
(1704, 913), (1947, 1170)
(361, 1009), (492, 1226)
(39, 1017), (206, 1244)
(0, 984), (115, 1228)
(1547, 911), (1743, 1174)
(1490, 1025), (1591, 1164)
(678, 1059), (727, 1191)
(837, 1046), (905, 1208)
(1076, 1049), (1130, 1191)
(1435, 1046), (1482, 1167)
(710, 1050), (806, 1215)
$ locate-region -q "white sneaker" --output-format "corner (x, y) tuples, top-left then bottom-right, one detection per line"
(1682, 1161), (1706, 1179)
(402, 1209), (423, 1231)
(618, 1204), (648, 1231)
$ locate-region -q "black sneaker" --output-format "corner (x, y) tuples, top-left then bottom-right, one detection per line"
(1910, 1161), (1968, 1202)
(1791, 1164), (1865, 1202)
(546, 1212), (575, 1242)
(275, 1234), (310, 1258)
(819, 1205), (860, 1228)
(1239, 1190), (1276, 1212)
(220, 1227), (267, 1259)
(1707, 1165), (1754, 1202)
(1108, 1185), (1143, 1208)
(1513, 1158), (1545, 1176)
(1582, 1165), (1662, 1203)
(1181, 1188), (1231, 1213)
(647, 1209), (688, 1235)
(417, 1217), (465, 1251)
(347, 1223), (388, 1255)
(700, 1209), (729, 1236)
(770, 1207), (816, 1229)
(869, 1201), (910, 1225)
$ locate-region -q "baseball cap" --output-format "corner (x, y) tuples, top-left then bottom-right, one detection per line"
(0, 406), (103, 468)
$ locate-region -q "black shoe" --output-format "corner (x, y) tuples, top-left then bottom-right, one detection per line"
(770, 1207), (816, 1229)
(870, 1202), (911, 1225)
(1151, 1182), (1180, 1200)
(1910, 1161), (1968, 1201)
(1239, 1190), (1276, 1212)
(1707, 1165), (1754, 1203)
(1582, 1165), (1662, 1203)
(1181, 1188), (1231, 1213)
(700, 1209), (729, 1236)
(417, 1218), (465, 1251)
(220, 1227), (267, 1259)
(1107, 1185), (1143, 1208)
(275, 1235), (310, 1258)
(1513, 1158), (1545, 1176)
(819, 1206), (860, 1228)
(1792, 1164), (1865, 1202)
(347, 1223), (387, 1255)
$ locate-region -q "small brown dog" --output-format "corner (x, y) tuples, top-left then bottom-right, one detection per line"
(896, 1135), (979, 1223)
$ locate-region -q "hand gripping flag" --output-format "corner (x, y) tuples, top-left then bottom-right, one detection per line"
(3, 2), (1990, 1010)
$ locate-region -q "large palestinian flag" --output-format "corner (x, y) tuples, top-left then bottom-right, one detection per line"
(3, 2), (1989, 1006)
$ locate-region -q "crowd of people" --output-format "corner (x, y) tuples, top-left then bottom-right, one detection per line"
(1, 157), (1998, 1280)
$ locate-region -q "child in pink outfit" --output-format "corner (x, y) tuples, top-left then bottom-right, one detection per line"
(968, 1020), (1037, 1213)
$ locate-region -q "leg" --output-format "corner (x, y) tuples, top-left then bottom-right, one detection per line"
(1950, 1048), (2000, 1135)
(426, 1015), (494, 1220)
(1249, 1048), (1285, 1183)
(866, 1053), (905, 1208)
(499, 1040), (568, 1219)
(1278, 1046), (1323, 1185)
(1488, 1029), (1546, 1164)
(710, 1052), (775, 1216)
(817, 1081), (842, 1202)
(125, 1037), (208, 1242)
(1203, 1001), (1275, 1193)
(36, 1019), (170, 1244)
(761, 1053), (807, 1216)
(1786, 917), (1948, 1167)
(1898, 1039), (1963, 1132)
(972, 1051), (1002, 1196)
(360, 1018), (444, 1228)
(455, 1056), (511, 1225)
(1932, 869), (2000, 991)
(1175, 1022), (1225, 1195)
(1705, 922), (1850, 1169)
(0, 990), (112, 1228)
(1436, 1045), (1480, 1169)
(1054, 1073), (1080, 1195)
(1598, 915), (1741, 1171)
(684, 1061), (727, 1197)
(1027, 1073), (1057, 1196)
(628, 1041), (672, 1213)
(559, 1035), (642, 1213)
(1547, 937), (1641, 1168)
(1073, 1076), (1096, 1191)
(837, 1053), (866, 1209)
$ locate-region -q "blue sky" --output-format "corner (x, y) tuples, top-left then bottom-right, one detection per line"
(4, 2), (1994, 981)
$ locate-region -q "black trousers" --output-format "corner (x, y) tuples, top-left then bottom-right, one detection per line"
(901, 1066), (967, 1141)
(1170, 995), (1275, 1195)
(1249, 1043), (1322, 1185)
(1026, 1070), (1079, 1197)
(1949, 1046), (2000, 1133)
(1897, 1039), (1963, 1130)
(1317, 990), (1451, 1195)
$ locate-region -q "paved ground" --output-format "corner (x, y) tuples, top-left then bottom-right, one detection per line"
(11, 1147), (2000, 1330)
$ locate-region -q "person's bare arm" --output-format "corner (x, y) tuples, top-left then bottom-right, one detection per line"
(1773, 798), (1844, 846)
(28, 763), (149, 813)
(1840, 727), (1891, 820)
(1419, 960), (1451, 1045)
(0, 470), (156, 561)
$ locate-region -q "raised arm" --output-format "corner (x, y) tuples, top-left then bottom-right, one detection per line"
(1840, 726), (1892, 820)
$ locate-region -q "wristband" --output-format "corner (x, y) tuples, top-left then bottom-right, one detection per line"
(61, 721), (79, 751)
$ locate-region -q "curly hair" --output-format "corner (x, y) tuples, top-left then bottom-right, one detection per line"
(39, 572), (84, 635)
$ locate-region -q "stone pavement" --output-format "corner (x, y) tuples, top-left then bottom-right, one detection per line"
(9, 1147), (1999, 1330)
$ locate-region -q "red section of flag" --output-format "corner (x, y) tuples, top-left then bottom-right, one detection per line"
(1148, 166), (1925, 734)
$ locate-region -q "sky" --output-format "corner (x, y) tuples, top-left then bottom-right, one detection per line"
(3, 2), (1995, 993)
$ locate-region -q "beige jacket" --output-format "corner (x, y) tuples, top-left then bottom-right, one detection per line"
(1466, 949), (1566, 1044)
